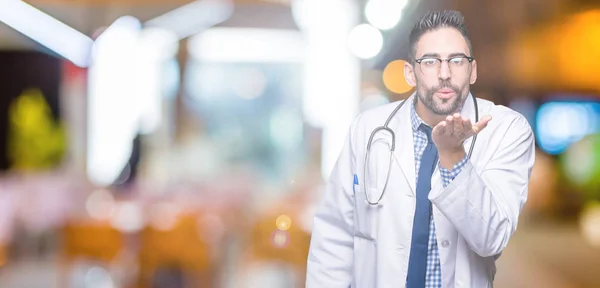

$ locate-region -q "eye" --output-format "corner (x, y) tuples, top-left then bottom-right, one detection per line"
(449, 57), (465, 65)
(421, 58), (438, 66)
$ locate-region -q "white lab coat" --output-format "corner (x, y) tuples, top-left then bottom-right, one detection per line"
(306, 94), (535, 288)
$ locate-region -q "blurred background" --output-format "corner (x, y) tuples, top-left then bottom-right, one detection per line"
(0, 0), (599, 287)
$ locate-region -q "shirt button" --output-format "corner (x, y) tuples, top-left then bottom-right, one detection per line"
(396, 246), (404, 253)
(441, 240), (450, 248)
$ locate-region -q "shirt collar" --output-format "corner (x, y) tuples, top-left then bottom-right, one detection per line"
(410, 97), (424, 132)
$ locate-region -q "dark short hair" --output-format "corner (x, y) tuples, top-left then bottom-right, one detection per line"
(408, 10), (472, 62)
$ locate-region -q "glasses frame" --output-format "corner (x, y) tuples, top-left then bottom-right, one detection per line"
(414, 55), (475, 75)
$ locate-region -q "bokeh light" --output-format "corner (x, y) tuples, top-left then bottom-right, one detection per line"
(580, 201), (600, 248)
(364, 0), (407, 30)
(85, 189), (115, 220)
(149, 202), (180, 231)
(270, 230), (290, 249)
(275, 215), (292, 231)
(109, 201), (144, 233)
(84, 266), (115, 288)
(556, 10), (600, 90)
(536, 101), (600, 155)
(561, 134), (600, 198)
(382, 59), (413, 94)
(347, 24), (383, 59)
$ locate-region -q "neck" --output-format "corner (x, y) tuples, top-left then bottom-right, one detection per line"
(414, 100), (448, 127)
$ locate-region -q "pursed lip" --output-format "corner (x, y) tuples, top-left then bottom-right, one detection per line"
(436, 88), (455, 99)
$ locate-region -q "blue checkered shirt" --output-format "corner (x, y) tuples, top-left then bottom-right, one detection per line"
(410, 102), (468, 287)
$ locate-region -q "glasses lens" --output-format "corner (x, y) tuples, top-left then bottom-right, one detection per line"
(449, 57), (469, 73)
(419, 58), (439, 76)
(420, 57), (471, 76)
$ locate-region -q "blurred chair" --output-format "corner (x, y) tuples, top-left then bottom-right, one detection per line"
(59, 221), (124, 287)
(137, 213), (213, 288)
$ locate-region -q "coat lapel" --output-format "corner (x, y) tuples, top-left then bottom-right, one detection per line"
(389, 94), (417, 195)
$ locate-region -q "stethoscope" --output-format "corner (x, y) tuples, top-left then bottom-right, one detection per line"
(363, 94), (479, 205)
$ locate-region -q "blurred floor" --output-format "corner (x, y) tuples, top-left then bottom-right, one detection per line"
(495, 220), (600, 288)
(0, 221), (599, 287)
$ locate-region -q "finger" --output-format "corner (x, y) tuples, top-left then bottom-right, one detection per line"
(433, 121), (447, 136)
(462, 116), (472, 131)
(462, 116), (473, 137)
(472, 115), (492, 134)
(445, 115), (454, 135)
(452, 113), (463, 136)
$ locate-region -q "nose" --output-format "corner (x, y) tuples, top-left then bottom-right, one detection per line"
(438, 60), (451, 80)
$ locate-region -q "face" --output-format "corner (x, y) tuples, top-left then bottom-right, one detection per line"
(404, 27), (477, 115)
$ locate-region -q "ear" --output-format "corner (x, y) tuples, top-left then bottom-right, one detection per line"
(404, 61), (417, 87)
(470, 59), (478, 84)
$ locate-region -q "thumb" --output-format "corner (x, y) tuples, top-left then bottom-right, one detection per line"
(472, 115), (492, 134)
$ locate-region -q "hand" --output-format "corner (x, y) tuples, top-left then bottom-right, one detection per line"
(432, 113), (492, 153)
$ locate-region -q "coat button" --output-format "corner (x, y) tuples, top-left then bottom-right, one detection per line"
(441, 240), (450, 248)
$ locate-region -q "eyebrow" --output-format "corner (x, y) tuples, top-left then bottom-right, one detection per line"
(448, 52), (470, 58)
(419, 53), (440, 58)
(418, 52), (471, 58)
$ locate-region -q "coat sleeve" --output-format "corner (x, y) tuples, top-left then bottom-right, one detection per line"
(306, 119), (360, 287)
(429, 114), (535, 257)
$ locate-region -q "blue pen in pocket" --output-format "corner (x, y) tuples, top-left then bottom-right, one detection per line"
(353, 174), (358, 194)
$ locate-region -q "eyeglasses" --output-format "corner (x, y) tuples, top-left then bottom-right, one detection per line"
(414, 56), (474, 76)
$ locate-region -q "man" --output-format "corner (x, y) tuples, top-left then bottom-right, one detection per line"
(306, 10), (535, 288)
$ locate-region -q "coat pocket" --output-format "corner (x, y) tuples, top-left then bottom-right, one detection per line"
(353, 184), (383, 241)
(352, 235), (377, 288)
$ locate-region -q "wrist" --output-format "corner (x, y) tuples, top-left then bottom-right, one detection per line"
(438, 147), (466, 170)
